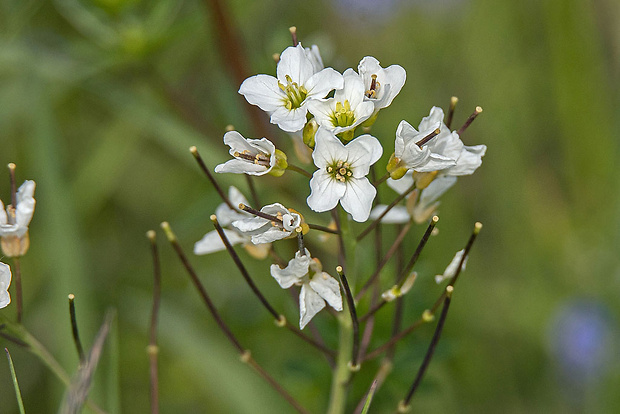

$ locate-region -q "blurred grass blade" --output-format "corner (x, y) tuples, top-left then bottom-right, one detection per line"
(60, 311), (115, 414)
(360, 380), (377, 414)
(5, 348), (26, 414)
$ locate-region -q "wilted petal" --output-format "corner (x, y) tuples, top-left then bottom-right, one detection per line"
(299, 283), (326, 329)
(435, 249), (468, 284)
(308, 272), (343, 311)
(270, 249), (311, 289)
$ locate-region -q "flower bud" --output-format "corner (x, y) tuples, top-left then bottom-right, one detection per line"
(386, 153), (408, 180)
(1, 232), (30, 258)
(268, 149), (289, 177)
(303, 118), (318, 148)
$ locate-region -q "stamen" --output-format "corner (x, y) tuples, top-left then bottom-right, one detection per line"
(445, 96), (458, 129)
(415, 128), (441, 148)
(365, 74), (379, 98)
(456, 106), (483, 136)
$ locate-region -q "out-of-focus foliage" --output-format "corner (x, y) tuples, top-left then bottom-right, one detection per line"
(1, 0), (619, 412)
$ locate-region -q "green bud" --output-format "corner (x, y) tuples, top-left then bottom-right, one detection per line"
(269, 149), (288, 177)
(303, 119), (318, 148)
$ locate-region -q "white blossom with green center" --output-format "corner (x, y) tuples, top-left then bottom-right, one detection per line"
(307, 128), (382, 222)
(270, 248), (342, 329)
(0, 262), (11, 308)
(307, 70), (374, 136)
(238, 43), (343, 133)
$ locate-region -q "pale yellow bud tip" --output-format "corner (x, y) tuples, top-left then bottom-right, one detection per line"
(146, 230), (156, 241)
(189, 146), (197, 155)
(225, 124), (234, 132)
(446, 285), (454, 297)
(431, 215), (439, 223)
(422, 309), (434, 322)
(7, 163), (16, 171)
(68, 293), (75, 300)
(474, 222), (483, 234)
(450, 96), (458, 105)
(289, 26), (297, 34)
(272, 53), (280, 63)
(160, 222), (176, 242)
(347, 361), (361, 372)
(240, 350), (252, 363)
(336, 265), (343, 273)
(397, 401), (411, 413)
(210, 214), (217, 222)
(238, 203), (246, 210)
(275, 315), (287, 327)
(475, 106), (483, 113)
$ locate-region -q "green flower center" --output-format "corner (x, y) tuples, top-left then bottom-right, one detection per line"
(279, 75), (308, 110)
(329, 100), (356, 128)
(326, 160), (353, 183)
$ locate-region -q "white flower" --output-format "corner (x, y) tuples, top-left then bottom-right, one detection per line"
(357, 56), (406, 115)
(270, 249), (342, 329)
(0, 180), (36, 238)
(194, 187), (270, 258)
(435, 249), (468, 284)
(304, 44), (324, 73)
(417, 107), (487, 177)
(0, 262), (11, 308)
(239, 43), (343, 132)
(307, 70), (375, 136)
(214, 131), (285, 176)
(307, 128), (383, 222)
(232, 203), (302, 244)
(393, 119), (456, 173)
(369, 204), (411, 224)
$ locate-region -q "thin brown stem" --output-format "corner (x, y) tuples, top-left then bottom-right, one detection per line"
(13, 258), (22, 324)
(337, 266), (360, 369)
(307, 223), (339, 235)
(245, 175), (260, 208)
(445, 96), (458, 130)
(356, 184), (417, 242)
(211, 216), (336, 358)
(400, 289), (453, 410)
(68, 294), (85, 364)
(456, 106), (483, 137)
(332, 208), (345, 267)
(8, 163), (17, 210)
(160, 222), (309, 414)
(238, 204), (283, 224)
(373, 172), (390, 187)
(190, 146), (235, 210)
(355, 222), (411, 301)
(147, 230), (161, 414)
(289, 26), (298, 46)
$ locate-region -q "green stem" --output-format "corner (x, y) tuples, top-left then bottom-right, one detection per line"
(326, 311), (353, 414)
(326, 207), (356, 414)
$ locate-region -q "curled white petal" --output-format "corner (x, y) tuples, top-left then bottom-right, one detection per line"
(0, 262), (12, 308)
(270, 249), (311, 289)
(193, 229), (248, 255)
(299, 283), (326, 329)
(435, 249), (468, 284)
(308, 272), (342, 311)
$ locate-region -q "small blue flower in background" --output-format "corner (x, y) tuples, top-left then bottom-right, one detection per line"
(547, 299), (617, 398)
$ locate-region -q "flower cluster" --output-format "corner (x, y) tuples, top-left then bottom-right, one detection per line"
(198, 35), (486, 328)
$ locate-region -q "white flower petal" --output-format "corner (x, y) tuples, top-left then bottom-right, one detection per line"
(312, 128), (345, 168)
(307, 170), (345, 213)
(345, 134), (382, 177)
(270, 250), (311, 289)
(446, 145), (487, 176)
(309, 272), (343, 311)
(0, 262), (12, 308)
(0, 199), (7, 225)
(215, 159), (268, 175)
(305, 44), (324, 72)
(418, 106), (445, 131)
(340, 177), (376, 222)
(193, 229), (247, 255)
(387, 172), (415, 194)
(299, 283), (326, 329)
(305, 68), (344, 100)
(238, 74), (284, 113)
(277, 43), (314, 86)
(270, 105), (308, 132)
(370, 205), (410, 224)
(251, 227), (291, 244)
(435, 249), (468, 284)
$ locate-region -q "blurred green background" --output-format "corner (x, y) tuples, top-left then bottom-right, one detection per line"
(1, 0), (619, 412)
